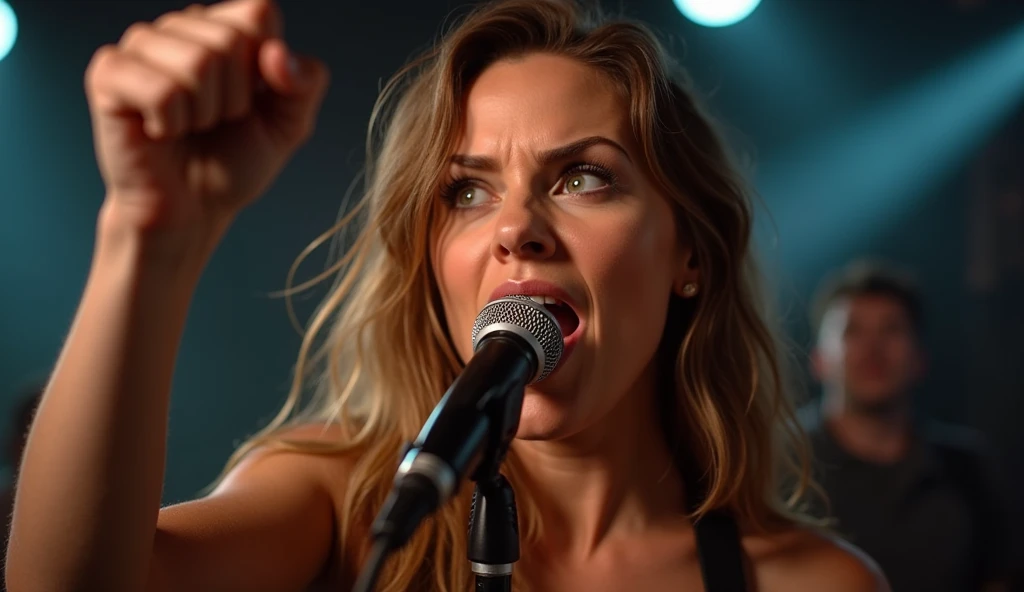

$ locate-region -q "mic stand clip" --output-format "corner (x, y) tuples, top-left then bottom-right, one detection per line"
(466, 385), (523, 591)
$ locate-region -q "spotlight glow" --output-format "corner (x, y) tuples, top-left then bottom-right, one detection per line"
(0, 0), (17, 62)
(673, 0), (763, 28)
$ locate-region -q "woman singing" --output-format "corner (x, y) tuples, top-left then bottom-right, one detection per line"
(6, 0), (887, 590)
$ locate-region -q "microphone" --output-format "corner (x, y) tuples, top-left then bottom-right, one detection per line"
(367, 295), (563, 553)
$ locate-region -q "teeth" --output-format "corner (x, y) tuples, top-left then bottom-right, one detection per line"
(527, 295), (561, 306)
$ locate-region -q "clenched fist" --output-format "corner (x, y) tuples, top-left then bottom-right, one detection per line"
(85, 0), (329, 242)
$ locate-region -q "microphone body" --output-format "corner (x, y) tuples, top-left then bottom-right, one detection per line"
(404, 333), (533, 492)
(369, 296), (563, 550)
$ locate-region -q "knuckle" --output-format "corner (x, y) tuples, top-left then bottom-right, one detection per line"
(152, 11), (180, 29)
(84, 45), (118, 93)
(216, 27), (247, 57)
(118, 21), (153, 49)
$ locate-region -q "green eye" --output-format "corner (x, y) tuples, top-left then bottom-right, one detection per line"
(561, 172), (606, 194)
(456, 186), (484, 207)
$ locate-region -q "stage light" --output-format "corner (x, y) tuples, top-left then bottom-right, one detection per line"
(757, 22), (1024, 271)
(673, 0), (763, 28)
(0, 1), (17, 62)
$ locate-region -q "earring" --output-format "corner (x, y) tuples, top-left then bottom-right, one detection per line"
(681, 282), (699, 298)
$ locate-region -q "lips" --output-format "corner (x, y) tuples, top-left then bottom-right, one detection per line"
(522, 295), (580, 336)
(487, 280), (586, 369)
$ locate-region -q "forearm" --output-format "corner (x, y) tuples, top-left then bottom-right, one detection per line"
(6, 205), (222, 592)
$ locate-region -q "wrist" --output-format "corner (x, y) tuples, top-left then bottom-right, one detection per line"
(94, 199), (232, 280)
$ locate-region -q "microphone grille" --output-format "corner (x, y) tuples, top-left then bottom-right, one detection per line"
(471, 296), (564, 382)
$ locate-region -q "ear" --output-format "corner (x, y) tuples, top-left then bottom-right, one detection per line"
(672, 247), (701, 298)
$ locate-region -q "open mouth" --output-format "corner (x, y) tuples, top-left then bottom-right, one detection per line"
(525, 295), (581, 337)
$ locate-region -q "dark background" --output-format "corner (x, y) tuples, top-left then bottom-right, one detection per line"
(1, 0), (1021, 538)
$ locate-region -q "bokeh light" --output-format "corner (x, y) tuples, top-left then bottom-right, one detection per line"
(673, 0), (763, 28)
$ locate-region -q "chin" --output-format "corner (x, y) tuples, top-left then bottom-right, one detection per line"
(848, 386), (906, 413)
(513, 389), (579, 440)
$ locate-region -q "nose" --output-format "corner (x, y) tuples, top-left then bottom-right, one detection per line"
(491, 194), (557, 261)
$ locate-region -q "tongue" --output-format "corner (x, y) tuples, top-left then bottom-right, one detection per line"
(545, 303), (579, 337)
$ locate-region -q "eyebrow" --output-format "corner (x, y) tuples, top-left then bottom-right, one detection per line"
(449, 135), (633, 171)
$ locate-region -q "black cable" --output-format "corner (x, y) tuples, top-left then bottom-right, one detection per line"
(353, 471), (442, 591)
(352, 538), (390, 592)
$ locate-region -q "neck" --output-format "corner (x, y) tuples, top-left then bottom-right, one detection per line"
(510, 367), (687, 561)
(821, 388), (913, 463)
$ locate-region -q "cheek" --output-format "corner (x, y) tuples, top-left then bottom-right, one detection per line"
(889, 338), (918, 369)
(840, 340), (859, 362)
(840, 334), (868, 358)
(434, 223), (491, 357)
(817, 338), (850, 374)
(579, 204), (677, 341)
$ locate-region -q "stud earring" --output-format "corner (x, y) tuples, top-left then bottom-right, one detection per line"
(681, 282), (699, 298)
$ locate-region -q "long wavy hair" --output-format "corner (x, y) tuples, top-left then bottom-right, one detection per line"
(218, 1), (813, 590)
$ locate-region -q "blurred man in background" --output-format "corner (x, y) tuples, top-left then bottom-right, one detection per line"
(803, 261), (1013, 592)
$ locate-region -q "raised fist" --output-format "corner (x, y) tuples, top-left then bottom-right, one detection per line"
(85, 0), (329, 237)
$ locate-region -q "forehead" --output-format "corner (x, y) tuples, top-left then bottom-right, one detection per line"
(457, 53), (631, 154)
(845, 294), (912, 321)
(822, 294), (913, 330)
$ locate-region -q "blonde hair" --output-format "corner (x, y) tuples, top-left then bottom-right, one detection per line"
(220, 1), (813, 589)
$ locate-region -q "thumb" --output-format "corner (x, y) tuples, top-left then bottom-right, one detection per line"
(257, 39), (330, 142)
(258, 39), (326, 95)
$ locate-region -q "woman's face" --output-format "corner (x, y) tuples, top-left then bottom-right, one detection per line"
(433, 53), (696, 440)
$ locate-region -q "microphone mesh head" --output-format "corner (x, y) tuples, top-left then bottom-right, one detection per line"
(471, 296), (564, 382)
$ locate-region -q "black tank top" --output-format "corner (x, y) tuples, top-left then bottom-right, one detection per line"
(692, 509), (748, 591)
(684, 460), (748, 592)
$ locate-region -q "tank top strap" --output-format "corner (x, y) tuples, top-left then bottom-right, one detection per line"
(692, 509), (748, 592)
(682, 459), (748, 592)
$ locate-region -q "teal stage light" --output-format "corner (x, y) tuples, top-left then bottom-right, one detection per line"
(0, 1), (17, 62)
(673, 0), (762, 28)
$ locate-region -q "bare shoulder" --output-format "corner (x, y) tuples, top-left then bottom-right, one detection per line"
(151, 422), (363, 592)
(158, 419), (361, 530)
(743, 526), (890, 592)
(213, 421), (360, 492)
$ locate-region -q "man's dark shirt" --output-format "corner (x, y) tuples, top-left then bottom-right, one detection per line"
(802, 408), (1011, 592)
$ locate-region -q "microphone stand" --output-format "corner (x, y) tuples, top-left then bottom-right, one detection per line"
(355, 299), (556, 592)
(468, 469), (519, 591)
(467, 385), (524, 591)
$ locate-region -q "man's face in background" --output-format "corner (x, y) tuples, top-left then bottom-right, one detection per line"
(814, 293), (924, 413)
